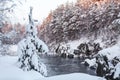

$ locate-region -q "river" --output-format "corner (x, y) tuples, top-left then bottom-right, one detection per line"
(40, 55), (96, 77)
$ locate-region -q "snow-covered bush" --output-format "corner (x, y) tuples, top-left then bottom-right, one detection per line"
(113, 62), (120, 79)
(17, 7), (49, 76)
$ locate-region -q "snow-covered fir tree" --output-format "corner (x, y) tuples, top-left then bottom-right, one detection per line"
(40, 0), (120, 49)
(17, 7), (49, 76)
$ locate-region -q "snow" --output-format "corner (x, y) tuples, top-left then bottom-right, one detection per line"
(84, 43), (120, 68)
(85, 58), (96, 67)
(98, 44), (120, 60)
(84, 43), (120, 79)
(44, 73), (105, 80)
(35, 37), (49, 54)
(0, 45), (18, 56)
(17, 8), (49, 76)
(0, 56), (44, 80)
(112, 19), (120, 25)
(9, 45), (18, 53)
(0, 56), (106, 80)
(94, 39), (105, 48)
(66, 38), (104, 52)
(67, 38), (89, 50)
(8, 45), (18, 56)
(17, 39), (26, 56)
(114, 62), (120, 79)
(118, 12), (120, 17)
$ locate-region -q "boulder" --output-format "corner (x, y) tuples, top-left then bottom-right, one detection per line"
(68, 54), (74, 59)
(74, 49), (80, 55)
(61, 53), (67, 58)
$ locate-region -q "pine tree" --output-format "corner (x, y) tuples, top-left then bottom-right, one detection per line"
(17, 7), (49, 76)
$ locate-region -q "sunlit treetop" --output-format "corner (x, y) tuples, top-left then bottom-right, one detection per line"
(76, 0), (120, 9)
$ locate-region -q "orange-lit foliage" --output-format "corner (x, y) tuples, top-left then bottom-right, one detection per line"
(38, 11), (53, 32)
(56, 4), (65, 11)
(38, 4), (66, 32)
(114, 0), (120, 4)
(76, 0), (119, 9)
(2, 22), (12, 33)
(17, 25), (25, 35)
(1, 22), (25, 35)
(77, 0), (93, 8)
(39, 0), (120, 32)
(14, 23), (25, 35)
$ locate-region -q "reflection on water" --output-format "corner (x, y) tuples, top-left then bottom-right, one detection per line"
(40, 55), (96, 77)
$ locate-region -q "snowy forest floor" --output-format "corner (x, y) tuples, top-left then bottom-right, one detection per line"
(0, 55), (106, 80)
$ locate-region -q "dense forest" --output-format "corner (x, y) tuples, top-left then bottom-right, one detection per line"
(39, 0), (120, 49)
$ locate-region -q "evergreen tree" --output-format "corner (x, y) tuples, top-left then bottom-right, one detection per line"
(17, 7), (49, 76)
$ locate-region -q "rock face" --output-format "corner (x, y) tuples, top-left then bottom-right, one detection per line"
(39, 0), (120, 49)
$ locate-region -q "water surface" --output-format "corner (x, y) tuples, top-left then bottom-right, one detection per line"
(40, 55), (96, 77)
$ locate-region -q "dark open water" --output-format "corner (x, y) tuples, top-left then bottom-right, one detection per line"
(40, 55), (96, 77)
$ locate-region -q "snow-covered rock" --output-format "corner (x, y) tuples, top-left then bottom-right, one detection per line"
(53, 38), (102, 58)
(84, 43), (120, 79)
(84, 58), (96, 67)
(114, 62), (120, 79)
(98, 44), (120, 60)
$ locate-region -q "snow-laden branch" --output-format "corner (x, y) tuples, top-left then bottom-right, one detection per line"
(0, 4), (16, 11)
(17, 7), (49, 77)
